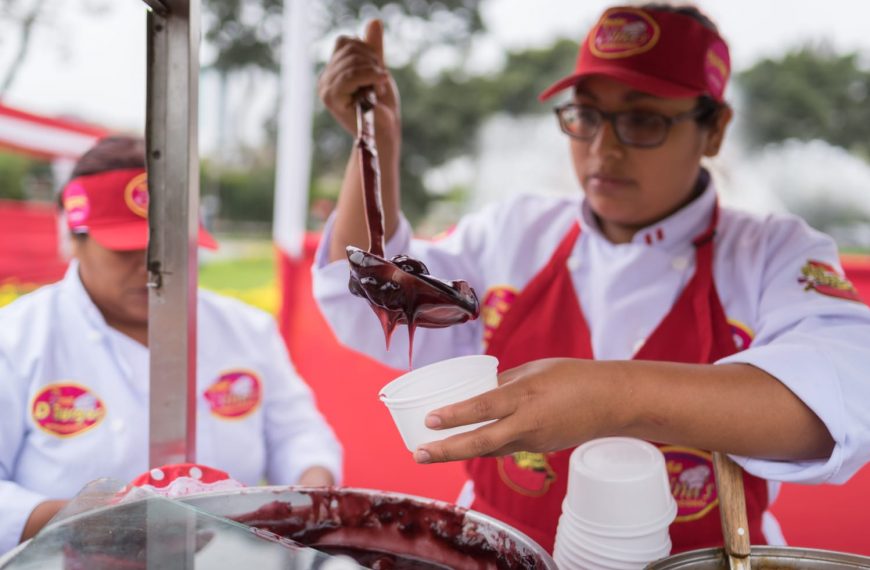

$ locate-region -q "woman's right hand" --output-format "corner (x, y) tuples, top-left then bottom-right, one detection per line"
(320, 19), (404, 262)
(318, 19), (401, 142)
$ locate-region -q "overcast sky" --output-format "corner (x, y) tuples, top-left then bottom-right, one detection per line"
(1, 0), (869, 144)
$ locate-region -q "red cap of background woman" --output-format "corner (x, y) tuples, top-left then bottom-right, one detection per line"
(539, 6), (730, 102)
(61, 168), (218, 251)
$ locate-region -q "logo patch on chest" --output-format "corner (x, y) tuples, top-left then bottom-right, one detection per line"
(660, 446), (718, 522)
(31, 383), (106, 437)
(204, 369), (262, 419)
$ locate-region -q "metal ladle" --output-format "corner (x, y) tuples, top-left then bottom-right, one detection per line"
(346, 87), (479, 352)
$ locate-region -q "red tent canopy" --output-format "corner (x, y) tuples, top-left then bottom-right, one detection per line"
(0, 101), (107, 160)
(0, 102), (110, 285)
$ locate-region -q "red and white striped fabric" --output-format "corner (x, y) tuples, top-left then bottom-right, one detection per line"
(0, 103), (109, 286)
(0, 102), (107, 160)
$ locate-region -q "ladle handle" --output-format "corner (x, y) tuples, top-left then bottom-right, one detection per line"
(353, 86), (385, 258)
(712, 451), (751, 569)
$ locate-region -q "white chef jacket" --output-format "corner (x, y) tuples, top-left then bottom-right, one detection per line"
(313, 183), (870, 493)
(0, 263), (342, 554)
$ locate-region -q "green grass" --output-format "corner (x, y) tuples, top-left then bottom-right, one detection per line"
(199, 256), (275, 291)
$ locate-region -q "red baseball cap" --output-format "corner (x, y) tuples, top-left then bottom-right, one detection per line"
(540, 6), (730, 102)
(62, 168), (218, 251)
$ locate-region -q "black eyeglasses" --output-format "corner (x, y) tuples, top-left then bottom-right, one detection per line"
(554, 103), (707, 149)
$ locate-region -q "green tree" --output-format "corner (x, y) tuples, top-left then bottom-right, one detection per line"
(310, 37), (579, 221)
(201, 1), (584, 224)
(484, 38), (580, 116)
(202, 0), (488, 223)
(0, 0), (51, 96)
(0, 152), (52, 201)
(737, 46), (870, 159)
(201, 156), (276, 223)
(202, 0), (485, 73)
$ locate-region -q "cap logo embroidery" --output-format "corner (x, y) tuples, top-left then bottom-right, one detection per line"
(589, 8), (660, 59)
(204, 369), (262, 419)
(704, 40), (730, 97)
(63, 182), (90, 228)
(798, 259), (861, 302)
(124, 172), (149, 218)
(660, 446), (719, 522)
(31, 383), (106, 438)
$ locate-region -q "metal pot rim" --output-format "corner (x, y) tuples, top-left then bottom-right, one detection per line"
(646, 545), (870, 569)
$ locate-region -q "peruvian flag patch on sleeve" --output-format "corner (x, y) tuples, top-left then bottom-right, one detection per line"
(798, 260), (862, 302)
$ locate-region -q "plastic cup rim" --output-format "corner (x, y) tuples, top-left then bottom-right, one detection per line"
(380, 370), (492, 401)
(379, 372), (493, 406)
(380, 381), (494, 411)
(378, 355), (498, 401)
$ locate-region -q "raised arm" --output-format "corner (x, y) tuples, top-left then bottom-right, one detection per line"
(317, 20), (402, 262)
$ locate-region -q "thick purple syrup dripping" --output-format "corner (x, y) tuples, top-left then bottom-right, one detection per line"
(348, 89), (479, 365)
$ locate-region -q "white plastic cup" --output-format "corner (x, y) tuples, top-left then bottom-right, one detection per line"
(564, 438), (676, 529)
(556, 516), (671, 561)
(557, 527), (671, 559)
(562, 496), (676, 542)
(379, 355), (499, 451)
(554, 541), (645, 570)
(560, 498), (677, 537)
(554, 538), (655, 570)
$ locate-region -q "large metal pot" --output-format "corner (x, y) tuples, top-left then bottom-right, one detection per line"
(182, 486), (558, 569)
(646, 546), (870, 569)
(1, 487), (556, 569)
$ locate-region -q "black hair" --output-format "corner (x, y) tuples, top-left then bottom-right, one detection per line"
(639, 3), (719, 32)
(694, 95), (723, 128)
(70, 135), (145, 179)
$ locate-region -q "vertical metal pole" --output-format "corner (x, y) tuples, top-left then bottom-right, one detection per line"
(144, 2), (197, 566)
(145, 0), (200, 468)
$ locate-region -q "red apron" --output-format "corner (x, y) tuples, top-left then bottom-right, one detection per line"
(467, 206), (769, 553)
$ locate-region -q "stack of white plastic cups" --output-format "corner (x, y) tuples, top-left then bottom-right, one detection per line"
(553, 437), (677, 570)
(379, 355), (499, 451)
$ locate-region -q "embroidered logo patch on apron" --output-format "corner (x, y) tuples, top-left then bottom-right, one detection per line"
(481, 286), (519, 347)
(31, 383), (106, 437)
(204, 369), (262, 419)
(727, 318), (754, 351)
(497, 452), (557, 497)
(660, 446), (718, 522)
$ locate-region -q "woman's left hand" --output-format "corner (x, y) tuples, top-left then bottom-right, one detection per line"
(413, 358), (631, 464)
